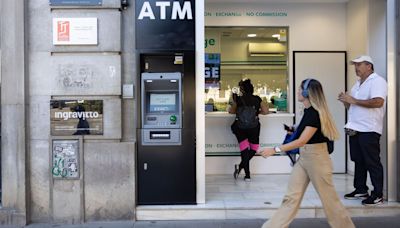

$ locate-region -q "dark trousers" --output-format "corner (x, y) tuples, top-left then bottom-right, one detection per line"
(239, 149), (256, 177)
(231, 122), (260, 178)
(349, 132), (383, 197)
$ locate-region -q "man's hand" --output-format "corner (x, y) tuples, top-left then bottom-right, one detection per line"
(338, 92), (355, 104)
(258, 148), (275, 158)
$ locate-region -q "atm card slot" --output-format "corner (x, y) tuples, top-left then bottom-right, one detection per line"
(150, 131), (171, 139)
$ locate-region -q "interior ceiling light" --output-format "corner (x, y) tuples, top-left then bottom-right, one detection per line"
(272, 34), (280, 38)
(247, 34), (257, 37)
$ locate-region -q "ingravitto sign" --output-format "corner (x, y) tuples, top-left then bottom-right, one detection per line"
(135, 0), (195, 50)
(50, 100), (103, 136)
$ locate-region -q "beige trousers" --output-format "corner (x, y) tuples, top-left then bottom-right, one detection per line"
(261, 143), (355, 228)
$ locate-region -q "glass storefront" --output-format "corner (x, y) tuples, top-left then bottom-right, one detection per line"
(205, 26), (288, 112)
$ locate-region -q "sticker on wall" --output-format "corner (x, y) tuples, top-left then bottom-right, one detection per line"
(50, 100), (103, 136)
(53, 18), (98, 45)
(52, 139), (79, 179)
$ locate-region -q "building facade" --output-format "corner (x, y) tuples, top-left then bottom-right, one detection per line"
(0, 0), (399, 225)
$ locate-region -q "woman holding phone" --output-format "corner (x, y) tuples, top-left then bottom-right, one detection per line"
(258, 78), (354, 228)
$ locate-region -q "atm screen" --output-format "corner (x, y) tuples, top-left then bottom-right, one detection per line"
(149, 93), (176, 112)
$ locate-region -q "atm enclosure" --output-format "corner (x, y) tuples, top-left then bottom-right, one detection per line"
(137, 53), (196, 205)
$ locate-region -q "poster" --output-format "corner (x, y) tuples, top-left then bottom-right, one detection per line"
(50, 100), (103, 136)
(205, 53), (220, 81)
(52, 140), (79, 179)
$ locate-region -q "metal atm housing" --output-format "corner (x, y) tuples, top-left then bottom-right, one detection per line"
(137, 53), (196, 205)
(141, 73), (182, 145)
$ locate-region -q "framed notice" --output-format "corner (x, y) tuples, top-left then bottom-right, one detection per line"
(52, 139), (79, 179)
(49, 0), (102, 6)
(50, 100), (103, 136)
(53, 18), (98, 45)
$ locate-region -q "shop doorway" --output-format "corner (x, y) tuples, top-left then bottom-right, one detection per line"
(204, 26), (293, 176)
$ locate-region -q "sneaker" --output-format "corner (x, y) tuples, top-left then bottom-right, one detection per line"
(344, 190), (369, 200)
(362, 195), (384, 206)
(244, 176), (251, 182)
(233, 164), (239, 179)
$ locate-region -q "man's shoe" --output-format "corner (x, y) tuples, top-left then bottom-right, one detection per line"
(362, 195), (383, 206)
(344, 190), (369, 200)
(233, 164), (239, 179)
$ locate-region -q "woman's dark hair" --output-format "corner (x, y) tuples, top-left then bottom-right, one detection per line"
(239, 79), (254, 95)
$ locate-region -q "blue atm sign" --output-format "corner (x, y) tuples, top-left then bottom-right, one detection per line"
(49, 0), (102, 6)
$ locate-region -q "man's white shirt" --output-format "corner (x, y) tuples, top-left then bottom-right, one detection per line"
(345, 73), (387, 134)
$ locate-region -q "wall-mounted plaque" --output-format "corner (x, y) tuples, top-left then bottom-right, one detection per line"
(49, 0), (102, 6)
(52, 140), (79, 179)
(53, 18), (98, 45)
(50, 100), (103, 136)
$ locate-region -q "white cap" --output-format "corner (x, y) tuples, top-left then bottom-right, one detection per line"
(351, 55), (374, 65)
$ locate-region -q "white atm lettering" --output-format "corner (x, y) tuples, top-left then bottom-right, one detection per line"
(138, 1), (193, 20)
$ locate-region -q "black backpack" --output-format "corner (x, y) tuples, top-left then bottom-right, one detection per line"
(236, 97), (259, 129)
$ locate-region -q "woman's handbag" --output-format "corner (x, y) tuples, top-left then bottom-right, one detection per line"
(283, 130), (299, 165)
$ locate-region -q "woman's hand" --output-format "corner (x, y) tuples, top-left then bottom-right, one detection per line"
(258, 148), (275, 158)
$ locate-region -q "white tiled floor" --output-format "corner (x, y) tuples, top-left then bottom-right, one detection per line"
(136, 174), (400, 220)
(206, 174), (355, 207)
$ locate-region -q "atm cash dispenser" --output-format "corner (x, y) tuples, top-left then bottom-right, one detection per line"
(137, 53), (196, 205)
(141, 73), (182, 145)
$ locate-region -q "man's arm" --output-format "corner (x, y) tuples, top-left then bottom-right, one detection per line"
(351, 97), (384, 108)
(338, 92), (384, 108)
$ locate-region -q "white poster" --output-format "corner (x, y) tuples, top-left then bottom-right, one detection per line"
(53, 18), (98, 45)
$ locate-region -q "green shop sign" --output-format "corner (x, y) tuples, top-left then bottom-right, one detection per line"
(205, 11), (288, 17)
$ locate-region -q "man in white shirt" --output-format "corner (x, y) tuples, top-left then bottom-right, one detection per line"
(338, 55), (387, 206)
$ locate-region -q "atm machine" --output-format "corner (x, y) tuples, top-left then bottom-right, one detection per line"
(137, 53), (196, 205)
(141, 73), (182, 146)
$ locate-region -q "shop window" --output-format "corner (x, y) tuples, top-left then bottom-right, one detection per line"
(205, 27), (289, 112)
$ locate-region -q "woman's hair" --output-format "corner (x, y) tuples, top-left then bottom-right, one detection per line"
(302, 79), (339, 140)
(239, 78), (254, 95)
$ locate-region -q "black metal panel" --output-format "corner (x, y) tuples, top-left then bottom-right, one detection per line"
(137, 129), (196, 205)
(135, 0), (195, 50)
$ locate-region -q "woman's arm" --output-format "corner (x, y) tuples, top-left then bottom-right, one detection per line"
(228, 102), (237, 114)
(259, 101), (269, 115)
(259, 126), (317, 158)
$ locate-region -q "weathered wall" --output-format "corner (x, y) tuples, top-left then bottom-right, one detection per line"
(27, 0), (136, 223)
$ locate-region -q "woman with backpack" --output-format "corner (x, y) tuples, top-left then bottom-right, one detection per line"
(258, 78), (354, 228)
(228, 79), (269, 181)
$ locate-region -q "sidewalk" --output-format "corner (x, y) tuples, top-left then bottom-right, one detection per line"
(1, 216), (400, 228)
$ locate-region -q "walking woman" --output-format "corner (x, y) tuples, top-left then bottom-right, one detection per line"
(228, 79), (269, 181)
(258, 78), (354, 228)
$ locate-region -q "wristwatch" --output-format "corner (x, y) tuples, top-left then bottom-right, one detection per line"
(274, 146), (282, 153)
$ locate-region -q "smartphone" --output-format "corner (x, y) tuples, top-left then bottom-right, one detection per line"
(283, 124), (292, 132)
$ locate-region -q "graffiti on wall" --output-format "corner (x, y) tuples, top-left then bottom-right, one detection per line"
(58, 64), (93, 89)
(52, 140), (79, 179)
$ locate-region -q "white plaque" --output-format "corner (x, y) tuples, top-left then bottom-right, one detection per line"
(53, 18), (98, 45)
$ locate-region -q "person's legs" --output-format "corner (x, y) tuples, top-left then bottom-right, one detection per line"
(231, 123), (249, 179)
(261, 157), (309, 228)
(349, 135), (369, 193)
(241, 149), (250, 177)
(245, 125), (260, 179)
(305, 144), (355, 228)
(359, 132), (384, 197)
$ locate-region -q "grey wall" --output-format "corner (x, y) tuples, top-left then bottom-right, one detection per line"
(27, 0), (136, 224)
(0, 0), (28, 225)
